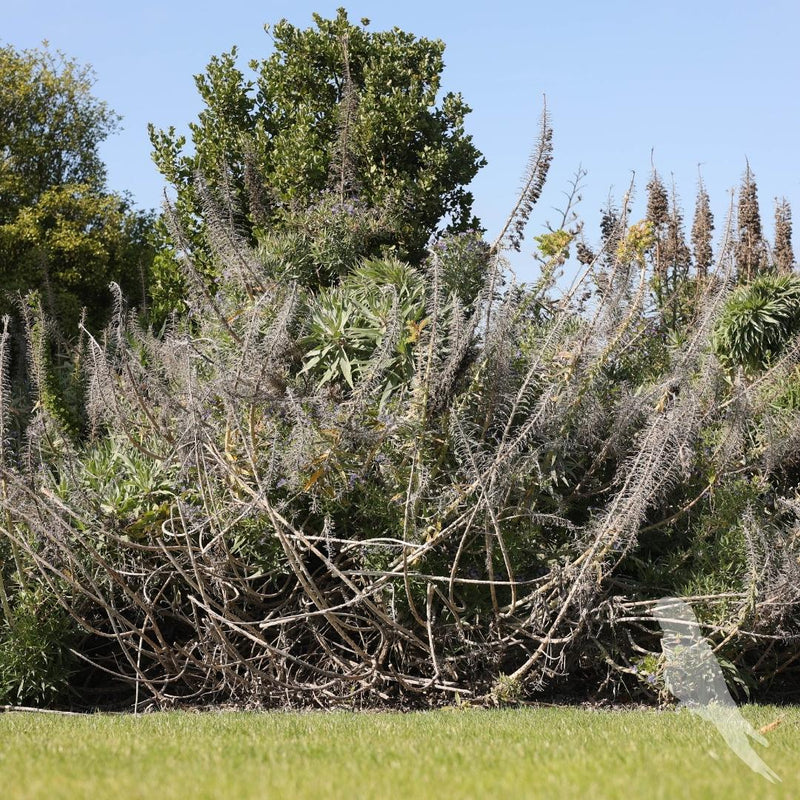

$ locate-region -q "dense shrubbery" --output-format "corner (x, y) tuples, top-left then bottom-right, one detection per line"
(1, 12), (800, 711)
(147, 7), (486, 320)
(2, 139), (800, 709)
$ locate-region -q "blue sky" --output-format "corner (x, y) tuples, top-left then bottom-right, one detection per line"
(5, 1), (799, 283)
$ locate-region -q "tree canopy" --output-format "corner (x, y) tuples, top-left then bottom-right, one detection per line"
(0, 42), (154, 331)
(149, 8), (486, 286)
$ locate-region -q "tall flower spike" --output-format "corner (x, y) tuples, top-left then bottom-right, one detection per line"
(0, 316), (10, 468)
(327, 32), (361, 202)
(774, 197), (795, 273)
(691, 173), (714, 278)
(645, 169), (669, 229)
(196, 170), (265, 292)
(492, 100), (553, 253)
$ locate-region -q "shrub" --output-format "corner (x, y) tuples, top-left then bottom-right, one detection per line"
(301, 257), (425, 392)
(0, 587), (76, 707)
(2, 101), (800, 711)
(713, 273), (800, 373)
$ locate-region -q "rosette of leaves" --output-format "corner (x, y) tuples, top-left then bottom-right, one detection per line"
(55, 438), (179, 541)
(713, 274), (800, 373)
(301, 258), (425, 392)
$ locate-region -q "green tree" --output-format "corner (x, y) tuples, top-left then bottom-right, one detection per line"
(0, 42), (155, 331)
(149, 8), (486, 292)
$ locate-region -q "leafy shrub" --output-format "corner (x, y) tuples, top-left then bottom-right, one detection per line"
(260, 194), (401, 289)
(713, 273), (800, 373)
(3, 102), (800, 711)
(301, 257), (424, 392)
(430, 230), (490, 307)
(0, 588), (76, 707)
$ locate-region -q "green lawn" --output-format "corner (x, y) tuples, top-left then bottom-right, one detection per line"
(1, 706), (798, 799)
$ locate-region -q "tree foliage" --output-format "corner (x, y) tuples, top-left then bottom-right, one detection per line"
(0, 42), (155, 331)
(149, 7), (486, 303)
(0, 43), (117, 208)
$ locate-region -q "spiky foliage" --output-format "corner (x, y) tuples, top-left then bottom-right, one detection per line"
(493, 103), (553, 253)
(301, 258), (425, 392)
(3, 129), (800, 710)
(773, 198), (795, 274)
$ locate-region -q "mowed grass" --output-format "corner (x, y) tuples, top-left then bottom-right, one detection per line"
(1, 705), (799, 799)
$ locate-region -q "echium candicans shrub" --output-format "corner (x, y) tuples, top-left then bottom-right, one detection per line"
(3, 93), (800, 709)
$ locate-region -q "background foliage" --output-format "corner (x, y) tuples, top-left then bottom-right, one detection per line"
(0, 43), (155, 333)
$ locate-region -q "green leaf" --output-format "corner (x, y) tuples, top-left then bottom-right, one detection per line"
(340, 355), (354, 387)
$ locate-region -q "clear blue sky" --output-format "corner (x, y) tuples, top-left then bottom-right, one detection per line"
(5, 1), (799, 283)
